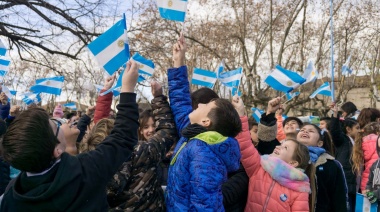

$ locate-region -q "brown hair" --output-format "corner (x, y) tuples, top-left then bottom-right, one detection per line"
(357, 108), (380, 129)
(303, 124), (334, 155)
(80, 118), (114, 153)
(352, 122), (380, 175)
(138, 109), (155, 141)
(289, 139), (316, 212)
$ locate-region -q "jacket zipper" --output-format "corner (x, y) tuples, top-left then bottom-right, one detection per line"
(263, 180), (276, 212)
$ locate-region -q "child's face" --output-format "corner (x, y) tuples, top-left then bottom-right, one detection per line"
(297, 125), (323, 147)
(271, 140), (298, 165)
(319, 121), (327, 130)
(141, 117), (155, 141)
(189, 101), (216, 126)
(284, 120), (300, 135)
(250, 125), (258, 143)
(347, 123), (360, 139)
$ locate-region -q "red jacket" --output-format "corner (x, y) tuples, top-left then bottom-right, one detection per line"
(361, 134), (379, 191)
(93, 89), (113, 124)
(237, 116), (310, 212)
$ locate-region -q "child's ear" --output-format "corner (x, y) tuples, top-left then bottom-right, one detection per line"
(201, 118), (211, 127)
(317, 140), (323, 147)
(289, 160), (299, 168)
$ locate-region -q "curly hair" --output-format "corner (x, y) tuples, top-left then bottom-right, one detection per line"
(80, 118), (114, 153)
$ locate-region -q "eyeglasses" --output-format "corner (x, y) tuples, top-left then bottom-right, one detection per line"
(50, 118), (62, 137)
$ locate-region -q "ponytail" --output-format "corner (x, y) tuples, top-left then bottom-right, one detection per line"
(305, 163), (316, 212)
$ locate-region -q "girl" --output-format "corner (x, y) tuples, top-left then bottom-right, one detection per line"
(357, 108), (380, 129)
(233, 97), (316, 212)
(340, 101), (360, 120)
(297, 123), (348, 212)
(138, 109), (156, 141)
(352, 122), (380, 192)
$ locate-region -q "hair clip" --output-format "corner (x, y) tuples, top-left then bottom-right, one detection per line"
(308, 160), (312, 164)
(320, 128), (327, 136)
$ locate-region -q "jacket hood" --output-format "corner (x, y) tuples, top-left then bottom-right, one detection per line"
(9, 153), (82, 209)
(193, 131), (241, 173)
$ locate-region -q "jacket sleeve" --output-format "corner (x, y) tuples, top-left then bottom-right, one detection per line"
(330, 116), (345, 147)
(76, 114), (91, 143)
(77, 93), (138, 184)
(331, 160), (349, 212)
(168, 66), (192, 135)
(222, 164), (249, 209)
(275, 114), (286, 141)
(0, 158), (10, 195)
(291, 192), (310, 212)
(366, 161), (377, 191)
(93, 89), (113, 124)
(236, 116), (261, 178)
(258, 113), (277, 142)
(0, 102), (10, 120)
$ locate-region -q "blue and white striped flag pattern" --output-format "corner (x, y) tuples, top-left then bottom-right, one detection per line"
(100, 70), (146, 96)
(309, 82), (332, 99)
(131, 53), (155, 76)
(219, 67), (243, 88)
(30, 76), (65, 95)
(251, 108), (264, 123)
(191, 68), (217, 88)
(231, 87), (241, 97)
(0, 58), (10, 77)
(10, 90), (16, 96)
(87, 16), (129, 76)
(95, 84), (120, 97)
(302, 60), (318, 84)
(64, 102), (77, 111)
(157, 0), (188, 22)
(22, 92), (41, 105)
(216, 59), (224, 78)
(1, 85), (14, 98)
(342, 55), (353, 75)
(355, 193), (377, 212)
(0, 40), (6, 56)
(286, 92), (300, 101)
(265, 65), (306, 93)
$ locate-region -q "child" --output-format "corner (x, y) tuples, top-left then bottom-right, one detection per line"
(232, 96), (315, 212)
(365, 132), (380, 210)
(0, 61), (140, 211)
(165, 35), (241, 211)
(297, 123), (348, 211)
(352, 122), (380, 192)
(248, 117), (258, 145)
(319, 117), (331, 132)
(138, 109), (156, 141)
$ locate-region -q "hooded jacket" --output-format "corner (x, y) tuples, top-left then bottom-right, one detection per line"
(361, 134), (380, 191)
(0, 93), (138, 212)
(237, 116), (310, 212)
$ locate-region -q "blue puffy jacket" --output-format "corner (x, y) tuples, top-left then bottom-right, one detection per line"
(165, 66), (241, 212)
(0, 102), (10, 120)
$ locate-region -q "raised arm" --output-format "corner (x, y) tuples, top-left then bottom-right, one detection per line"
(329, 104), (345, 147)
(93, 75), (116, 124)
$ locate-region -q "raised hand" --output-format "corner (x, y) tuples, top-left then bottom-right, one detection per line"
(232, 95), (246, 117)
(9, 105), (21, 117)
(121, 60), (139, 93)
(329, 103), (338, 118)
(103, 74), (116, 90)
(151, 81), (163, 98)
(86, 106), (96, 117)
(173, 33), (187, 68)
(267, 97), (282, 115)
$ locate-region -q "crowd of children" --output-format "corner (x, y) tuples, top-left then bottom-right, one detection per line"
(0, 34), (380, 212)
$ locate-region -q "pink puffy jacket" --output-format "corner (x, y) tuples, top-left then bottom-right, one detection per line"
(237, 116), (310, 212)
(361, 134), (380, 191)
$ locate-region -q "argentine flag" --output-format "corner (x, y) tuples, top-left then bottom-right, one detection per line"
(355, 193), (377, 212)
(219, 67), (243, 88)
(1, 85), (14, 98)
(64, 102), (77, 111)
(191, 68), (217, 88)
(265, 65), (306, 93)
(309, 82), (331, 99)
(286, 92), (300, 101)
(0, 57), (10, 77)
(251, 108), (264, 123)
(342, 55), (352, 75)
(231, 87), (241, 97)
(95, 84), (120, 97)
(30, 76), (64, 95)
(22, 92), (41, 105)
(157, 0), (188, 22)
(88, 16), (129, 76)
(100, 69), (146, 96)
(131, 53), (155, 76)
(0, 40), (6, 56)
(216, 59), (224, 78)
(302, 60), (318, 84)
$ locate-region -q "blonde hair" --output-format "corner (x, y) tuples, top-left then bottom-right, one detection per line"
(352, 122), (380, 175)
(80, 118), (114, 153)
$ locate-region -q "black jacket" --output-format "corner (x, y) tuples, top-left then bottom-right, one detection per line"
(0, 93), (139, 212)
(329, 116), (356, 195)
(315, 153), (348, 212)
(256, 113), (280, 155)
(0, 158), (10, 195)
(76, 114), (91, 143)
(222, 163), (249, 212)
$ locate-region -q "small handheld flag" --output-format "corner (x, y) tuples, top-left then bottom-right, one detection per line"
(309, 82), (332, 99)
(0, 57), (10, 77)
(302, 60), (318, 84)
(30, 76), (64, 95)
(22, 92), (41, 105)
(251, 108), (264, 123)
(131, 53), (155, 76)
(286, 92), (300, 101)
(219, 67), (243, 88)
(157, 0), (188, 22)
(265, 65), (306, 93)
(191, 68), (217, 88)
(1, 85), (14, 98)
(216, 59), (224, 78)
(100, 69), (146, 96)
(64, 102), (77, 111)
(342, 55), (352, 75)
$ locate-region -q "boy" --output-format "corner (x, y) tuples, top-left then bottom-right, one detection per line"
(320, 117), (331, 132)
(0, 61), (140, 211)
(165, 35), (242, 211)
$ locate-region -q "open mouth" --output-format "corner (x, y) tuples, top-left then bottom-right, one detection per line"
(301, 134), (309, 139)
(273, 149), (279, 155)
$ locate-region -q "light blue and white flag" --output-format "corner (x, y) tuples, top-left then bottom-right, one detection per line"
(219, 67), (243, 88)
(309, 82), (332, 98)
(1, 85), (14, 98)
(251, 108), (264, 123)
(302, 60), (318, 84)
(95, 84), (120, 97)
(100, 70), (146, 96)
(286, 91), (300, 101)
(10, 90), (16, 96)
(0, 57), (10, 77)
(64, 102), (77, 111)
(131, 53), (155, 76)
(30, 76), (64, 95)
(157, 0), (188, 22)
(22, 92), (41, 105)
(87, 15), (129, 76)
(216, 59), (224, 78)
(355, 193), (377, 212)
(231, 87), (241, 97)
(0, 40), (6, 56)
(265, 65), (306, 93)
(342, 55), (353, 75)
(191, 68), (217, 88)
